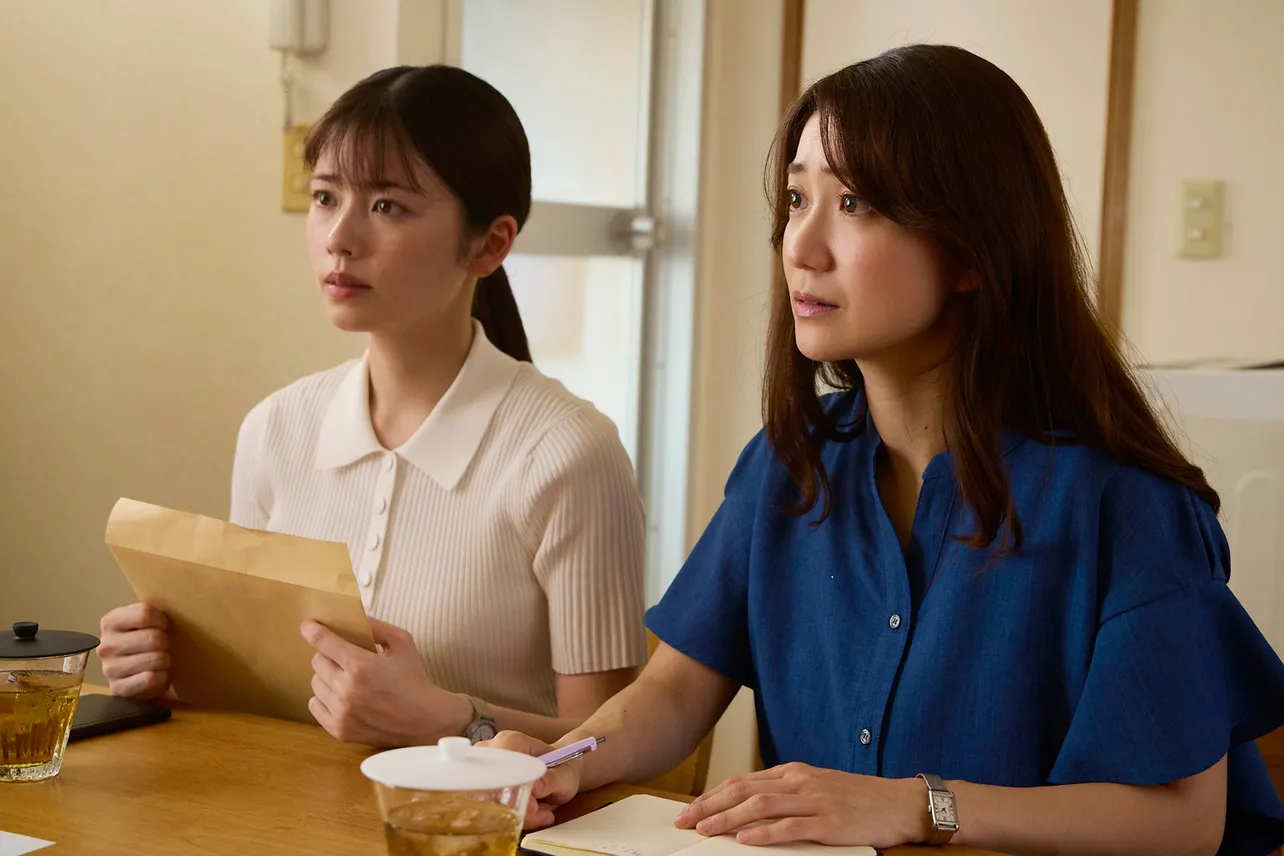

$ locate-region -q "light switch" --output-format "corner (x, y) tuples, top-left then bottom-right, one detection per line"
(1179, 179), (1223, 259)
(282, 124), (313, 213)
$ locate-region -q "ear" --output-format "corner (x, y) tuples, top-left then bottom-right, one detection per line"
(465, 215), (519, 278)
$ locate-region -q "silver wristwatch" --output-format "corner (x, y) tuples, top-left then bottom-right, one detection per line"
(461, 694), (497, 744)
(917, 773), (960, 845)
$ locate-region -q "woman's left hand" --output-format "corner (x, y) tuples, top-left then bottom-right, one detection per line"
(301, 617), (471, 747)
(675, 763), (931, 847)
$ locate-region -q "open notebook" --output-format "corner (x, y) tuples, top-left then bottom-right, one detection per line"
(520, 795), (877, 856)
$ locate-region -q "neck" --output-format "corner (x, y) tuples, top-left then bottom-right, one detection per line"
(366, 315), (474, 449)
(859, 297), (966, 477)
(860, 356), (949, 479)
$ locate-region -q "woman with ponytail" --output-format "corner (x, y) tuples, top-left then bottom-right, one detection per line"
(98, 66), (647, 748)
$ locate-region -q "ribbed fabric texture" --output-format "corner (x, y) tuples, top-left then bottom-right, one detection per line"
(229, 358), (648, 718)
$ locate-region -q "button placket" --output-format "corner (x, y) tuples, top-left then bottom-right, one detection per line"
(359, 453), (398, 608)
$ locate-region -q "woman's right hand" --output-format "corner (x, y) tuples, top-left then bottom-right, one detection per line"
(98, 603), (171, 699)
(484, 731), (584, 829)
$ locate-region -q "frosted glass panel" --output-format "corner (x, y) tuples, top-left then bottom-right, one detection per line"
(459, 0), (650, 208)
(505, 254), (644, 462)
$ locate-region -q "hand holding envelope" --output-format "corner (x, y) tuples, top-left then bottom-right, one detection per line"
(301, 617), (473, 747)
(104, 498), (375, 723)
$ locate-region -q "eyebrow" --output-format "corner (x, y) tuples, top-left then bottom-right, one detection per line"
(310, 173), (420, 194)
(787, 161), (834, 176)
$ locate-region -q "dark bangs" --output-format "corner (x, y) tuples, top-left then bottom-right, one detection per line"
(303, 68), (427, 193)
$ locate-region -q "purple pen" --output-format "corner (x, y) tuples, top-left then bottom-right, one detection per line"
(537, 736), (605, 768)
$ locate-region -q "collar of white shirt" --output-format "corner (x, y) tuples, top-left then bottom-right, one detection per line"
(313, 321), (522, 490)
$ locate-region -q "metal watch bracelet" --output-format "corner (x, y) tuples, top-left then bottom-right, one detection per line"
(917, 773), (960, 845)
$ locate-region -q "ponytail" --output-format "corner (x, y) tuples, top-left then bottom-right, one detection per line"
(471, 264), (532, 362)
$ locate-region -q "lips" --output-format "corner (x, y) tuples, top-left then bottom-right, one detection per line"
(792, 291), (837, 318)
(323, 271), (372, 300)
(325, 272), (370, 289)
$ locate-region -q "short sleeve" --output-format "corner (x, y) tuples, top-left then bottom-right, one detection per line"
(229, 398), (272, 530)
(645, 431), (774, 689)
(1049, 469), (1284, 854)
(522, 408), (647, 675)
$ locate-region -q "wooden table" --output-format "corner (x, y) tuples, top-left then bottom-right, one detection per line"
(0, 692), (997, 855)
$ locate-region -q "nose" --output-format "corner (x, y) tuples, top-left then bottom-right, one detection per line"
(783, 207), (833, 273)
(325, 201), (368, 259)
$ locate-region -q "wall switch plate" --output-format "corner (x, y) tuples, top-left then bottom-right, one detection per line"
(282, 124), (312, 213)
(1179, 179), (1223, 259)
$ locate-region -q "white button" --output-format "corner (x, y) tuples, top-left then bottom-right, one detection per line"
(889, 614), (902, 630)
(383, 454), (397, 472)
(358, 571), (372, 588)
(374, 495), (388, 515)
(859, 729), (872, 746)
(368, 532), (381, 551)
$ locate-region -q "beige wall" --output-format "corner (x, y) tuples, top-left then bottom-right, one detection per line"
(0, 0), (412, 676)
(687, 0), (787, 789)
(1121, 0), (1284, 365)
(688, 0), (781, 547)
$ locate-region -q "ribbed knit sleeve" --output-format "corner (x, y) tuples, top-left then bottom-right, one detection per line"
(520, 407), (648, 674)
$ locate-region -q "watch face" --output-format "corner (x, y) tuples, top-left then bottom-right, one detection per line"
(467, 720), (498, 744)
(934, 800), (957, 825)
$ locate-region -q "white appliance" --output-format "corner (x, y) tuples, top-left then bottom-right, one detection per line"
(1146, 367), (1284, 654)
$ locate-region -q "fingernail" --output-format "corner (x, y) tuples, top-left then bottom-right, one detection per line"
(696, 819), (712, 833)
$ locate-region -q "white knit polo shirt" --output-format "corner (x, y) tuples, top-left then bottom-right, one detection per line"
(229, 324), (648, 716)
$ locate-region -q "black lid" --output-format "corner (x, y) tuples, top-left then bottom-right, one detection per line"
(0, 622), (100, 660)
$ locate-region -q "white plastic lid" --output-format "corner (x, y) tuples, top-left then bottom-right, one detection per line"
(360, 737), (547, 792)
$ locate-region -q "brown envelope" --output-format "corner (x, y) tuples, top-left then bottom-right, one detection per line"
(104, 497), (374, 723)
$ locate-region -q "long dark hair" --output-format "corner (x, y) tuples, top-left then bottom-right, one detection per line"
(304, 65), (532, 362)
(764, 45), (1217, 551)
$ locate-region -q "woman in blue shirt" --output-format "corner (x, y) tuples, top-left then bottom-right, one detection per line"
(490, 45), (1284, 855)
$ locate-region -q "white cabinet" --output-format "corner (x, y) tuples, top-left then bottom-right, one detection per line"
(1147, 368), (1284, 653)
